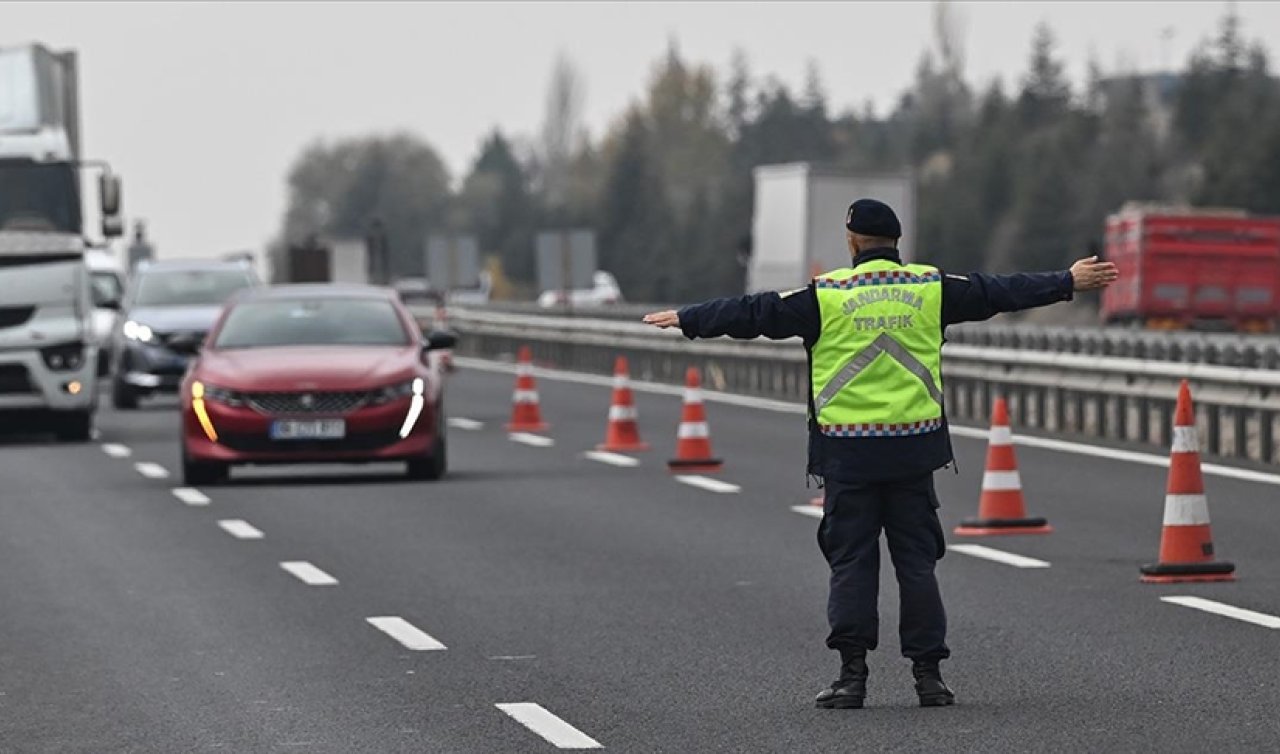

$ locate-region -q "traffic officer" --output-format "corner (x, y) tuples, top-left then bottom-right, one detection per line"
(643, 199), (1117, 709)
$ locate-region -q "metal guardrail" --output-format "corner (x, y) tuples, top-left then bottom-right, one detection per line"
(444, 308), (1280, 465)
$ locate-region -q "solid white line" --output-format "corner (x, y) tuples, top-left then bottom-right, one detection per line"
(790, 504), (824, 519)
(458, 357), (1280, 487)
(171, 487), (210, 506)
(675, 475), (741, 494)
(101, 443), (131, 458)
(134, 462), (170, 479)
(217, 519), (264, 540)
(1161, 596), (1280, 629)
(279, 561), (339, 586)
(583, 450), (640, 467)
(509, 432), (555, 447)
(366, 616), (447, 650)
(447, 417), (484, 430)
(949, 543), (1050, 569)
(495, 703), (602, 750)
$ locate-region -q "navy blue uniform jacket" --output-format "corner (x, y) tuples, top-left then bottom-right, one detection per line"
(677, 248), (1074, 484)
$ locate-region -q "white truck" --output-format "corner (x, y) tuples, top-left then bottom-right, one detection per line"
(747, 163), (916, 292)
(0, 43), (124, 440)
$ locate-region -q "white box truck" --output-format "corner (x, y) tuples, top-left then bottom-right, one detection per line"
(747, 164), (916, 292)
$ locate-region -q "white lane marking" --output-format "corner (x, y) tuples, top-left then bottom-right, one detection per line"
(279, 561), (339, 586)
(171, 487), (210, 506)
(366, 616), (447, 650)
(101, 443), (131, 458)
(489, 654), (538, 661)
(218, 519), (264, 540)
(447, 417), (484, 430)
(950, 543), (1050, 569)
(675, 475), (741, 494)
(583, 450), (639, 467)
(495, 703), (602, 750)
(1161, 596), (1280, 630)
(457, 357), (1280, 488)
(509, 432), (555, 447)
(790, 505), (824, 519)
(134, 462), (170, 479)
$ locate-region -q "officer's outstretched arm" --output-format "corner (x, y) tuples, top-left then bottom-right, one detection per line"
(643, 289), (819, 341)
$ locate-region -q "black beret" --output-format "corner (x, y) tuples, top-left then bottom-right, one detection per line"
(845, 199), (901, 239)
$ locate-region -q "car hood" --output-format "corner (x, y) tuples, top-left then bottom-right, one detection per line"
(127, 305), (224, 334)
(196, 346), (420, 392)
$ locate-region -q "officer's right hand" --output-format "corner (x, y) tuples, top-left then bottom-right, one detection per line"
(643, 310), (680, 328)
(1070, 256), (1119, 291)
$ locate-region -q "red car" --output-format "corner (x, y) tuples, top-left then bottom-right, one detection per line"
(179, 285), (456, 485)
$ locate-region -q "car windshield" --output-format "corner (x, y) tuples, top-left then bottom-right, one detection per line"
(133, 269), (255, 307)
(214, 298), (410, 349)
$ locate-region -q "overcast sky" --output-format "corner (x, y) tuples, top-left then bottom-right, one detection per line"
(7, 1), (1278, 260)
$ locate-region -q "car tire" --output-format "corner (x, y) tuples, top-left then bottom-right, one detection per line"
(112, 378), (139, 410)
(406, 421), (447, 481)
(54, 410), (93, 443)
(182, 451), (228, 486)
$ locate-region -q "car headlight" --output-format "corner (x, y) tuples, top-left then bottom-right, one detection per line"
(41, 342), (86, 371)
(202, 383), (246, 407)
(370, 378), (418, 405)
(122, 320), (153, 342)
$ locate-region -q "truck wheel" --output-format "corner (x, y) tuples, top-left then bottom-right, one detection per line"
(54, 410), (93, 443)
(112, 378), (138, 410)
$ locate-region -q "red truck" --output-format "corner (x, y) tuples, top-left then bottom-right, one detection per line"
(1100, 205), (1280, 331)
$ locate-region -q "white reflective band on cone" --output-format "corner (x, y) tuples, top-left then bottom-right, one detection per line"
(982, 470), (1022, 491)
(513, 389), (540, 403)
(1172, 426), (1200, 454)
(516, 363), (532, 376)
(677, 422), (709, 439)
(683, 388), (703, 404)
(613, 375), (630, 389)
(609, 405), (637, 421)
(1163, 493), (1211, 526)
(989, 426), (1013, 445)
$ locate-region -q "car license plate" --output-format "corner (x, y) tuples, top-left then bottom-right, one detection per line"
(270, 419), (346, 440)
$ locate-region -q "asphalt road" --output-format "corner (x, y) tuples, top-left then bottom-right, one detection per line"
(2, 360), (1279, 753)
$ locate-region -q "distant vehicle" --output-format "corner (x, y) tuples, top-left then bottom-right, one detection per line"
(392, 277), (441, 306)
(178, 284), (456, 485)
(537, 270), (623, 309)
(1100, 204), (1280, 331)
(0, 43), (124, 441)
(85, 250), (125, 375)
(110, 259), (260, 409)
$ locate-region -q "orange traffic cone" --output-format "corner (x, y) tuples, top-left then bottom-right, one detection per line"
(1140, 381), (1235, 583)
(667, 367), (723, 473)
(505, 345), (548, 432)
(954, 397), (1052, 536)
(598, 356), (649, 452)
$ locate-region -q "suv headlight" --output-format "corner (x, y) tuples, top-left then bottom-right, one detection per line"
(41, 342), (86, 371)
(202, 383), (246, 407)
(370, 378), (418, 405)
(122, 320), (153, 342)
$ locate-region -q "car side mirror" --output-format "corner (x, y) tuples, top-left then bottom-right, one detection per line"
(423, 329), (457, 352)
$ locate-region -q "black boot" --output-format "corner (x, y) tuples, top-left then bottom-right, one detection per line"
(912, 660), (955, 707)
(815, 651), (868, 709)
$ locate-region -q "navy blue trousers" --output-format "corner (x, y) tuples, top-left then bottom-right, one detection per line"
(818, 474), (951, 662)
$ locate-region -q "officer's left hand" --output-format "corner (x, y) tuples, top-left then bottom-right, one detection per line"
(643, 310), (680, 328)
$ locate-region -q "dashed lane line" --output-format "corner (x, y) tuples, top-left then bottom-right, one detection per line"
(171, 487), (210, 506)
(366, 616), (447, 650)
(447, 417), (485, 430)
(218, 519), (264, 540)
(101, 443), (131, 458)
(134, 462), (170, 479)
(495, 703), (603, 750)
(455, 357), (1280, 488)
(949, 543), (1050, 569)
(675, 475), (741, 494)
(1161, 596), (1280, 629)
(509, 432), (555, 447)
(583, 450), (640, 467)
(790, 505), (824, 519)
(279, 561), (339, 586)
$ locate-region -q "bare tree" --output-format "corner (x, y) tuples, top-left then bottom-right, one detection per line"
(539, 52), (586, 211)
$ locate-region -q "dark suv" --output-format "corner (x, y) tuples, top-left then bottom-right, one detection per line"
(111, 259), (260, 409)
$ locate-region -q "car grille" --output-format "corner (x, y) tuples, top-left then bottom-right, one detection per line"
(0, 364), (34, 394)
(0, 306), (35, 329)
(218, 430), (401, 453)
(245, 390), (372, 416)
